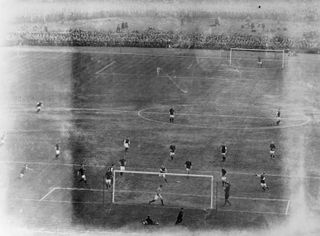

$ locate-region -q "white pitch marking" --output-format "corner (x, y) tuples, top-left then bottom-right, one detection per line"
(12, 197), (289, 215)
(56, 187), (102, 192)
(218, 209), (288, 216)
(141, 110), (306, 121)
(228, 196), (289, 202)
(137, 107), (311, 130)
(39, 187), (57, 201)
(187, 60), (194, 69)
(95, 61), (115, 74)
(166, 74), (188, 93)
(285, 200), (291, 215)
(116, 189), (209, 198)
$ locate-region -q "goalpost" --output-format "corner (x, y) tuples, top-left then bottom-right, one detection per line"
(229, 48), (285, 69)
(111, 169), (216, 210)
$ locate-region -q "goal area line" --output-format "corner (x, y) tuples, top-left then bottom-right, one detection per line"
(35, 186), (290, 215)
(39, 186), (289, 202)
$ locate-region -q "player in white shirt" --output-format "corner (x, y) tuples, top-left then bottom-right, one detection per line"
(148, 185), (164, 206)
(55, 144), (60, 158)
(19, 164), (33, 179)
(221, 168), (227, 187)
(159, 165), (168, 183)
(36, 102), (43, 113)
(257, 57), (263, 68)
(123, 138), (130, 152)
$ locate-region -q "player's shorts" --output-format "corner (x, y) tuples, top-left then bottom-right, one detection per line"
(186, 168), (190, 172)
(56, 150), (60, 155)
(270, 150), (275, 155)
(258, 61), (262, 65)
(154, 194), (163, 200)
(159, 173), (166, 178)
(260, 183), (267, 188)
(221, 152), (226, 156)
(120, 166), (125, 171)
(20, 173), (24, 178)
(81, 175), (86, 180)
(170, 115), (174, 118)
(124, 143), (129, 149)
(105, 179), (111, 184)
(170, 152), (175, 157)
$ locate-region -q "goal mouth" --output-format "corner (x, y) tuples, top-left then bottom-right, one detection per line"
(111, 170), (215, 209)
(229, 48), (285, 69)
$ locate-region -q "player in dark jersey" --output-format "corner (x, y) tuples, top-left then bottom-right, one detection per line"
(270, 141), (276, 159)
(185, 160), (192, 176)
(119, 158), (126, 176)
(77, 164), (87, 184)
(55, 144), (60, 159)
(175, 208), (184, 225)
(19, 164), (33, 179)
(169, 108), (175, 123)
(36, 102), (43, 113)
(169, 145), (176, 160)
(159, 165), (168, 183)
(221, 168), (227, 187)
(221, 144), (227, 162)
(123, 138), (130, 152)
(148, 185), (164, 206)
(256, 172), (269, 191)
(105, 167), (113, 189)
(223, 182), (231, 206)
(276, 109), (281, 125)
(142, 216), (159, 225)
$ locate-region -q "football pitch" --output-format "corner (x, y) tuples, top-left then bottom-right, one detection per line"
(1, 46), (320, 231)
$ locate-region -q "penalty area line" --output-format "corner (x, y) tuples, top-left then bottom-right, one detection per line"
(39, 187), (57, 201)
(166, 74), (188, 94)
(95, 61), (116, 74)
(285, 200), (291, 215)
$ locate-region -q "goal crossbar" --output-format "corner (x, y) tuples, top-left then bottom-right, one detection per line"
(229, 48), (285, 69)
(230, 48), (284, 52)
(113, 169), (213, 178)
(112, 169), (215, 209)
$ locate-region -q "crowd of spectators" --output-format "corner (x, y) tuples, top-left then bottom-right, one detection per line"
(7, 27), (320, 51)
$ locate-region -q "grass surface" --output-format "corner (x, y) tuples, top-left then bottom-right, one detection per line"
(2, 46), (320, 232)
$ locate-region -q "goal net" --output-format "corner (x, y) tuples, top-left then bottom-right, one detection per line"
(229, 48), (285, 69)
(112, 170), (215, 209)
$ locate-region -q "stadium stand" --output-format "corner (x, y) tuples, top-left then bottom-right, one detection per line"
(6, 27), (320, 51)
